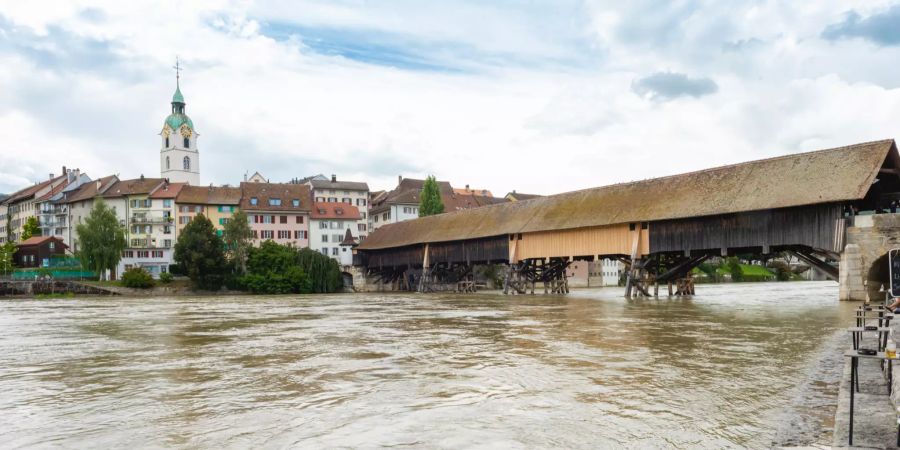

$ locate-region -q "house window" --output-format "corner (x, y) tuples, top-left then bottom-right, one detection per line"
(319, 222), (328, 229)
(183, 156), (190, 170)
(342, 198), (351, 204)
(358, 224), (366, 232)
(261, 230), (274, 239)
(280, 216), (287, 224)
(294, 230), (308, 239)
(269, 198), (282, 206)
(152, 250), (163, 258)
(163, 200), (172, 208)
(252, 230), (258, 239)
(219, 218), (230, 225)
(322, 235), (328, 243)
(292, 199), (300, 207)
(332, 234), (342, 242)
(49, 242), (55, 250)
(321, 248), (328, 255)
(137, 251), (150, 258)
(278, 230), (290, 239)
(295, 216), (302, 224)
(250, 197), (258, 205)
(356, 199), (367, 206)
(332, 247), (339, 256)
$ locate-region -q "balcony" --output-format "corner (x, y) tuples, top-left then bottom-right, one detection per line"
(131, 215), (174, 225)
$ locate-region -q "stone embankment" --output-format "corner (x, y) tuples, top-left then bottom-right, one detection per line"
(0, 280), (118, 297)
(833, 311), (900, 448)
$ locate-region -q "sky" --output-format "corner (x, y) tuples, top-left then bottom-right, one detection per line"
(2, 1), (900, 196)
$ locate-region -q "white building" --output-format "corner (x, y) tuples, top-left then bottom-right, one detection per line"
(64, 175), (119, 253)
(160, 80), (200, 185)
(36, 169), (92, 247)
(308, 175), (370, 241)
(309, 202), (362, 265)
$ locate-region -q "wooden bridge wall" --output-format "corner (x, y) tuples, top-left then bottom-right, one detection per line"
(649, 203), (843, 254)
(358, 236), (509, 268)
(514, 223), (648, 261)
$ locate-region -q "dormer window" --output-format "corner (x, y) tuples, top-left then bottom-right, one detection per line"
(269, 198), (281, 206)
(250, 197), (258, 205)
(292, 199), (300, 207)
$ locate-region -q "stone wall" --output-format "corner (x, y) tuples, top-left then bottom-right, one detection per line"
(841, 213), (900, 301)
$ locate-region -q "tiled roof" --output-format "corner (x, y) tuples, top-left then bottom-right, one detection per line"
(63, 175), (118, 203)
(340, 228), (359, 246)
(4, 174), (66, 204)
(360, 139), (898, 250)
(176, 185), (242, 205)
(453, 187), (493, 197)
(505, 192), (543, 201)
(310, 202), (361, 220)
(370, 178), (507, 214)
(149, 182), (186, 199)
(18, 236), (67, 247)
(102, 178), (166, 198)
(310, 179), (370, 191)
(239, 182), (311, 212)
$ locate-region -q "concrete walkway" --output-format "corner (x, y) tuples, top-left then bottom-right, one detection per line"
(833, 332), (898, 449)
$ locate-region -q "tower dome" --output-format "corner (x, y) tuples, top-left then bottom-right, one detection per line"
(164, 86), (194, 131)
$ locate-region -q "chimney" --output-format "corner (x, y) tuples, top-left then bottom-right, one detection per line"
(140, 174), (145, 180)
(331, 174), (337, 183)
(96, 180), (101, 190)
(62, 166), (67, 175)
(465, 184), (470, 192)
(398, 175), (402, 185)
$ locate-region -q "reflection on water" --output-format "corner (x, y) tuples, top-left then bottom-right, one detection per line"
(0, 282), (853, 448)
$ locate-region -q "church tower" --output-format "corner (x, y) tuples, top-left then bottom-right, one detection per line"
(160, 61), (200, 185)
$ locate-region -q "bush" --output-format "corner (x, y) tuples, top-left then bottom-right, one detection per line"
(122, 267), (156, 288)
(168, 264), (186, 276)
(241, 241), (339, 294)
(159, 272), (174, 284)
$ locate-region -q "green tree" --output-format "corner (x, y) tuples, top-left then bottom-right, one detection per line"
(726, 257), (744, 282)
(75, 198), (126, 281)
(243, 241), (311, 294)
(21, 216), (40, 241)
(418, 175), (445, 217)
(0, 241), (16, 275)
(174, 214), (226, 290)
(223, 209), (253, 275)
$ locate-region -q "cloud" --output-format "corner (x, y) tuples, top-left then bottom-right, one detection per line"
(631, 72), (718, 101)
(822, 6), (900, 46)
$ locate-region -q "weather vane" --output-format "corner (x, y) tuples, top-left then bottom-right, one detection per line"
(173, 56), (181, 87)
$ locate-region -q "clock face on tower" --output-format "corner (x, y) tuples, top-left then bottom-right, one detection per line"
(180, 125), (192, 138)
(162, 126), (171, 138)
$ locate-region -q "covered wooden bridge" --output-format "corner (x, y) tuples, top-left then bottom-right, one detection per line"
(356, 140), (900, 296)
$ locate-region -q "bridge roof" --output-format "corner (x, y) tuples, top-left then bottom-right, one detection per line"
(359, 139), (897, 250)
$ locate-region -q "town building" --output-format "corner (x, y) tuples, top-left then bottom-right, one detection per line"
(35, 169), (92, 247)
(175, 185), (242, 237)
(308, 175), (370, 241)
(338, 229), (359, 267)
(100, 177), (173, 278)
(246, 171), (267, 183)
(0, 203), (7, 244)
(369, 176), (507, 231)
(309, 202), (362, 264)
(14, 236), (67, 268)
(63, 175), (119, 253)
(159, 77), (200, 185)
(2, 169), (71, 243)
(240, 182), (311, 247)
(505, 191), (543, 202)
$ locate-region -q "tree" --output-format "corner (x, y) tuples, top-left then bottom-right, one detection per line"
(243, 241), (311, 294)
(725, 256), (744, 282)
(418, 175), (445, 217)
(174, 214), (227, 290)
(223, 209), (253, 275)
(21, 216), (40, 241)
(75, 198), (126, 281)
(0, 241), (16, 275)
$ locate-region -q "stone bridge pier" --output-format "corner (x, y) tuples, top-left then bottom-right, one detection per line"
(840, 214), (900, 301)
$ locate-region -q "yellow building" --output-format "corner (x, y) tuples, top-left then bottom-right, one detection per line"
(175, 186), (243, 237)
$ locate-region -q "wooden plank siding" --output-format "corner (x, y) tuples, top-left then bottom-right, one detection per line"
(428, 236), (508, 265)
(649, 203), (843, 254)
(513, 223), (649, 262)
(359, 245), (424, 269)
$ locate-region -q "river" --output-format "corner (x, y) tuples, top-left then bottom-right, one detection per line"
(0, 281), (855, 449)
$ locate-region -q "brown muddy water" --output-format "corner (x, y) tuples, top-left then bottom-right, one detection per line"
(0, 281), (855, 449)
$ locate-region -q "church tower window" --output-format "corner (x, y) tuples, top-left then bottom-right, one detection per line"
(183, 156), (191, 171)
(184, 137), (190, 148)
(166, 156), (170, 170)
(165, 136), (169, 148)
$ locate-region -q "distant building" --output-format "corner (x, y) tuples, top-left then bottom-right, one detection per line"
(101, 177), (172, 278)
(505, 191), (543, 202)
(309, 202), (362, 265)
(240, 182), (311, 247)
(246, 171), (267, 183)
(308, 174), (370, 241)
(63, 175), (119, 252)
(35, 168), (92, 247)
(369, 176), (507, 231)
(2, 168), (75, 243)
(175, 185), (242, 237)
(14, 236), (67, 268)
(159, 77), (200, 185)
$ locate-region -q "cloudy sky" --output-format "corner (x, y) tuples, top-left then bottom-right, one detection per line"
(2, 1), (900, 195)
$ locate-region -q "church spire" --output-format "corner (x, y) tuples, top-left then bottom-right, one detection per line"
(171, 57), (185, 113)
